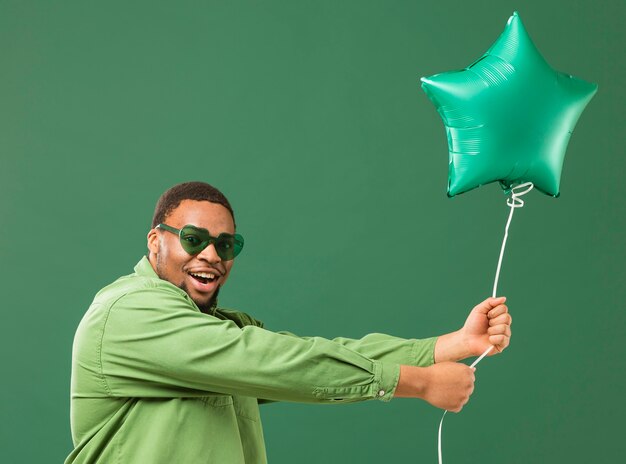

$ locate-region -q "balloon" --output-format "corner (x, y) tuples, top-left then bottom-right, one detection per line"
(420, 11), (598, 198)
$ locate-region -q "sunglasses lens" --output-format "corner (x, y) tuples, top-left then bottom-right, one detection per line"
(215, 234), (244, 261)
(180, 227), (205, 254)
(215, 237), (234, 260)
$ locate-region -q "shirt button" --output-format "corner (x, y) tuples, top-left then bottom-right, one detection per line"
(378, 389), (385, 397)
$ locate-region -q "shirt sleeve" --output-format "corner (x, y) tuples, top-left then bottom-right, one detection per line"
(275, 331), (437, 368)
(99, 287), (400, 403)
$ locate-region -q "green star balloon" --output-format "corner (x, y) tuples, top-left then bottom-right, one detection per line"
(421, 11), (598, 198)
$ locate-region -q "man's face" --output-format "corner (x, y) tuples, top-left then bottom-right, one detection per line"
(147, 199), (236, 312)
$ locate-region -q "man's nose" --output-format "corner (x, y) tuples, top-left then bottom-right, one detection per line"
(197, 243), (221, 263)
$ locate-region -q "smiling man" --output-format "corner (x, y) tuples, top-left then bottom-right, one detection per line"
(66, 181), (512, 464)
(149, 198), (238, 313)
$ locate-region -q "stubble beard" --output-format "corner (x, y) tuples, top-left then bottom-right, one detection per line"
(155, 252), (220, 314)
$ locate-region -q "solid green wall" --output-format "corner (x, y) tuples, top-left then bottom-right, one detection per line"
(1, 1), (624, 462)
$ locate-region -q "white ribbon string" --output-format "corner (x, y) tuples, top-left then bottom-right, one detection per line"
(437, 182), (534, 464)
(491, 182), (534, 300)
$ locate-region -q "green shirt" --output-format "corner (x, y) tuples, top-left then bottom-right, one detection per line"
(66, 256), (437, 463)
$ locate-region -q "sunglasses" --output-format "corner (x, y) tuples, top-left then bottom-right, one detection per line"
(156, 223), (244, 261)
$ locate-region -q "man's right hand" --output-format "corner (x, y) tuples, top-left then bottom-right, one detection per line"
(394, 363), (476, 413)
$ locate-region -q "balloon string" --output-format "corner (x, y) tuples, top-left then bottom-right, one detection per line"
(492, 181), (534, 299)
(437, 182), (534, 464)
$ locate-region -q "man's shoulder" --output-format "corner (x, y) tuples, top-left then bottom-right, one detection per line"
(94, 272), (163, 303)
(90, 264), (188, 313)
(76, 268), (192, 337)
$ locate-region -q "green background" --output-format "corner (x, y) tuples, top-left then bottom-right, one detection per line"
(1, 1), (624, 462)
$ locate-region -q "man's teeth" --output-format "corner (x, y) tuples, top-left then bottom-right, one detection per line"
(190, 272), (217, 280)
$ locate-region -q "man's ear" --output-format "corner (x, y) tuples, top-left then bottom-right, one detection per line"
(147, 229), (159, 255)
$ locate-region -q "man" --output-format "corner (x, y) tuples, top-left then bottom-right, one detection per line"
(66, 181), (512, 463)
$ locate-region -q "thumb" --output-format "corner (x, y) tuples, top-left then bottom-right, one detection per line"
(473, 296), (506, 315)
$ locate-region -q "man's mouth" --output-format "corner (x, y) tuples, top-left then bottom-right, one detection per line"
(188, 271), (219, 285)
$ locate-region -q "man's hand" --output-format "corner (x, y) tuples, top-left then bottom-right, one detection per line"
(460, 296), (511, 357)
(434, 296), (512, 362)
(394, 364), (475, 413)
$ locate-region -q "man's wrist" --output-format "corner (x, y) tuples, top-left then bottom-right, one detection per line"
(394, 365), (429, 399)
(434, 330), (471, 363)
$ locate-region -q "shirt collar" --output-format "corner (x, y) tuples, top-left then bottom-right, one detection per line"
(134, 255), (160, 278)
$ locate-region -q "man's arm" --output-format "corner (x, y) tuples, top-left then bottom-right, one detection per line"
(276, 331), (437, 368)
(93, 287), (401, 404)
(276, 296), (511, 366)
(253, 332), (436, 405)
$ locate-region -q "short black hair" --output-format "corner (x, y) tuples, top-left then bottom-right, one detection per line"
(151, 181), (236, 229)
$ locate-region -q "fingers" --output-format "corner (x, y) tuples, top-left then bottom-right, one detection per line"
(488, 312), (512, 326)
(488, 324), (511, 337)
(450, 385), (475, 413)
(488, 304), (510, 321)
(488, 333), (510, 352)
(487, 305), (512, 353)
(456, 366), (476, 412)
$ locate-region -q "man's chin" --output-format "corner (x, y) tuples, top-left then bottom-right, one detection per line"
(181, 282), (220, 314)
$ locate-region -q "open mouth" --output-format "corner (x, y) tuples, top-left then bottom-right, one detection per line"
(188, 272), (218, 285)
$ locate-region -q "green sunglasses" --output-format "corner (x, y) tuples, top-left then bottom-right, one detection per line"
(156, 223), (244, 261)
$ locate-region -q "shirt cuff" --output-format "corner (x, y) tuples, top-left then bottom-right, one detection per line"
(411, 336), (438, 367)
(311, 360), (400, 404)
(372, 361), (400, 402)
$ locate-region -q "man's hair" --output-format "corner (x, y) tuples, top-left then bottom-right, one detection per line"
(151, 181), (236, 229)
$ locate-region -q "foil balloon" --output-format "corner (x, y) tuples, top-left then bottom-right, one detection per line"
(421, 11), (598, 197)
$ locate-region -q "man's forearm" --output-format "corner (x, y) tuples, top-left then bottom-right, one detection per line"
(434, 330), (471, 363)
